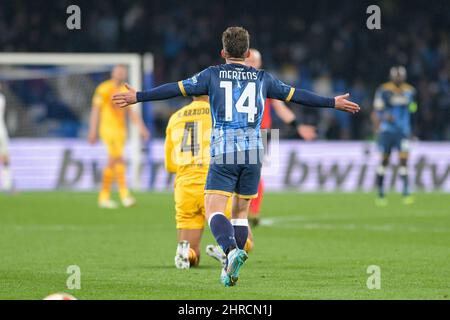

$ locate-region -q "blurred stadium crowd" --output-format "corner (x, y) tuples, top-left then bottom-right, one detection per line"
(0, 0), (448, 140)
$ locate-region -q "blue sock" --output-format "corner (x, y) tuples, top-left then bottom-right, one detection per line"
(231, 219), (249, 250)
(208, 213), (237, 254)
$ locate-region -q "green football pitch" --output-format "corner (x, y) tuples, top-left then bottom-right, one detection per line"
(0, 192), (449, 300)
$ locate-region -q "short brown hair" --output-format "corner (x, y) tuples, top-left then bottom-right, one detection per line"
(222, 26), (250, 59)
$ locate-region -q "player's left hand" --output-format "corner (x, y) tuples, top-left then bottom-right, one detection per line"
(297, 125), (317, 141)
(334, 93), (360, 114)
(112, 83), (137, 108)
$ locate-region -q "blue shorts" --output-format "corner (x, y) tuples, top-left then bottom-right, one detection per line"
(205, 151), (263, 199)
(378, 131), (409, 155)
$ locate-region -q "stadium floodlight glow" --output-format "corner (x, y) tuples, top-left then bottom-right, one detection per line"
(0, 53), (151, 190)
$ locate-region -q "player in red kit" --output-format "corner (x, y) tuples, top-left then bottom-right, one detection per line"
(246, 49), (317, 226)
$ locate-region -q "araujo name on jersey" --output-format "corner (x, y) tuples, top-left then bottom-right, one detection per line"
(219, 70), (258, 81)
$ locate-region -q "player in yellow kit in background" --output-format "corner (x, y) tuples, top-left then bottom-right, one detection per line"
(88, 65), (149, 209)
(165, 96), (253, 269)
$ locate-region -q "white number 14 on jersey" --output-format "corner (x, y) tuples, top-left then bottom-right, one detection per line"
(220, 81), (257, 123)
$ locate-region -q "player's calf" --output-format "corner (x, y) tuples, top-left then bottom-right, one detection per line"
(206, 194), (238, 255)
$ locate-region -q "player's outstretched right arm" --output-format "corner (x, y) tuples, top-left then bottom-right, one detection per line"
(113, 68), (211, 108)
(113, 82), (183, 108)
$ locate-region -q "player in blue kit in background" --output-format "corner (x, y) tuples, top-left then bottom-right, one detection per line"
(113, 26), (360, 286)
(372, 66), (417, 206)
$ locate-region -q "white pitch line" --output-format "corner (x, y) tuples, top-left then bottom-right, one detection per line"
(260, 216), (450, 234)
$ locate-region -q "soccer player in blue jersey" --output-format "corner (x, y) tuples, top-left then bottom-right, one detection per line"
(113, 26), (360, 286)
(372, 66), (417, 206)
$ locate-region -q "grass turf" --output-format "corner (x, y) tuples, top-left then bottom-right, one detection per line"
(0, 192), (449, 300)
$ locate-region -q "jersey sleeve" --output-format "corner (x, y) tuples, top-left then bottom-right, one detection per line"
(178, 68), (211, 97)
(164, 118), (178, 174)
(265, 72), (295, 102)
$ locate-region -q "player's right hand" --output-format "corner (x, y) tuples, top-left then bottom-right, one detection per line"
(112, 83), (137, 108)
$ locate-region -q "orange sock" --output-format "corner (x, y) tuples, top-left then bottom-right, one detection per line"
(244, 239), (254, 253)
(114, 163), (130, 200)
(188, 248), (199, 267)
(99, 167), (114, 202)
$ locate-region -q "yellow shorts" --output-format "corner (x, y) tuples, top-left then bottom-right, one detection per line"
(175, 183), (232, 230)
(101, 135), (126, 158)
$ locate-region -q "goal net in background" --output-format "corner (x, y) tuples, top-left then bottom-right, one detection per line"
(0, 53), (149, 191)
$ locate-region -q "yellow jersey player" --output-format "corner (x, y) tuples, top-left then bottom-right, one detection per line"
(165, 96), (253, 269)
(88, 65), (149, 209)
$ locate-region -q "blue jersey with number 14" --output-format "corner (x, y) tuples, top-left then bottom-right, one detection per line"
(179, 63), (295, 156)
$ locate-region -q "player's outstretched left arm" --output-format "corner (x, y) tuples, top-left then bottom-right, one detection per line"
(290, 89), (360, 114)
(267, 73), (360, 114)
